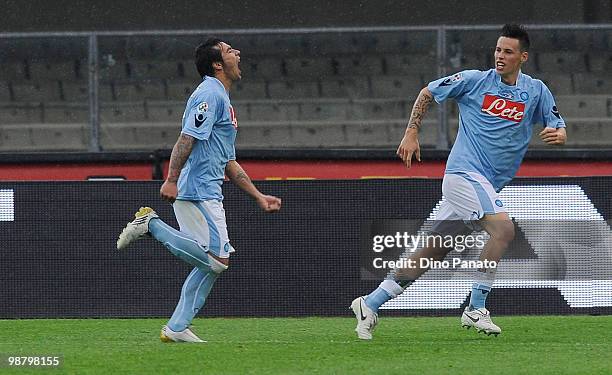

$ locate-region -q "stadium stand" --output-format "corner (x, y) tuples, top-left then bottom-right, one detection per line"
(0, 28), (611, 151)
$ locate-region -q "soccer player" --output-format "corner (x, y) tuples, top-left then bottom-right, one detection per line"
(351, 24), (566, 339)
(116, 38), (282, 342)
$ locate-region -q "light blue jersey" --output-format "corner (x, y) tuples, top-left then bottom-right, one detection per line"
(428, 69), (565, 192)
(177, 76), (238, 201)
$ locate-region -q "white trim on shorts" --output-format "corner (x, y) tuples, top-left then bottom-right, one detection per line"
(172, 199), (235, 258)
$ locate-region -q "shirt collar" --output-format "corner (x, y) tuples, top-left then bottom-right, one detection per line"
(495, 69), (523, 89)
(204, 75), (227, 93)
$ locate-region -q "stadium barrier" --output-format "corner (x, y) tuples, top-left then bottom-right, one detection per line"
(1, 177), (611, 318)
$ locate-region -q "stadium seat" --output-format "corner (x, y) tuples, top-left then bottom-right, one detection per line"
(166, 81), (196, 101)
(534, 72), (574, 95)
(128, 60), (179, 80)
(343, 120), (397, 147)
(298, 100), (349, 121)
(267, 80), (319, 99)
(232, 79), (268, 100)
(331, 56), (383, 76)
(319, 78), (370, 98)
(234, 122), (289, 148)
(283, 57), (335, 78)
(554, 95), (610, 118)
(100, 61), (130, 80)
(0, 83), (11, 102)
(0, 123), (87, 151)
(43, 103), (89, 123)
(573, 73), (612, 95)
(144, 101), (184, 123)
(100, 102), (146, 123)
(0, 103), (42, 123)
(586, 53), (612, 72)
(347, 99), (409, 120)
(100, 123), (179, 150)
(452, 52), (489, 71)
(240, 101), (300, 122)
(29, 60), (79, 81)
(242, 57), (284, 80)
(371, 76), (423, 98)
(11, 82), (62, 102)
(383, 54), (437, 76)
(537, 52), (587, 73)
(61, 82), (114, 102)
(113, 81), (167, 101)
(177, 61), (200, 81)
(1, 62), (27, 81)
(288, 121), (348, 147)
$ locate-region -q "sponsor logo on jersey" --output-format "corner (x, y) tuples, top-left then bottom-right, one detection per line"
(439, 73), (463, 87)
(197, 102), (209, 113)
(498, 89), (514, 99)
(481, 94), (525, 122)
(551, 105), (561, 119)
(194, 113), (206, 128)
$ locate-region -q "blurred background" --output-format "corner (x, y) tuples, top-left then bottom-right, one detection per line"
(0, 0), (610, 158)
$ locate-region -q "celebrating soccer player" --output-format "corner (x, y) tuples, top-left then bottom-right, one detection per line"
(351, 24), (566, 339)
(116, 38), (282, 342)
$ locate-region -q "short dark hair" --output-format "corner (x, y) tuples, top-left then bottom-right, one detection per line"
(500, 24), (530, 52)
(195, 38), (224, 78)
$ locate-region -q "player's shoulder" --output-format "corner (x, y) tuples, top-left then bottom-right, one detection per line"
(518, 71), (549, 91)
(451, 69), (487, 81)
(189, 78), (223, 106)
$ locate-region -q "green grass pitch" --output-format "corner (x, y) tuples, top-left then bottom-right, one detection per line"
(0, 316), (610, 374)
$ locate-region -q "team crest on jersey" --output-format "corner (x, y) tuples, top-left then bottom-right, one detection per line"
(197, 102), (208, 113)
(481, 94), (525, 122)
(498, 89), (514, 99)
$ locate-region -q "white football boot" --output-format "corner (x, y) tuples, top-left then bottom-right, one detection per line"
(160, 325), (206, 343)
(116, 207), (158, 250)
(461, 307), (501, 336)
(350, 296), (378, 340)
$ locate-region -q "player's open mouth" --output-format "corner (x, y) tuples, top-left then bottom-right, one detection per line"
(496, 62), (505, 69)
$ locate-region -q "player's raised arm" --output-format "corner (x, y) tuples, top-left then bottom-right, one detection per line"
(160, 133), (196, 203)
(225, 160), (281, 212)
(397, 87), (434, 168)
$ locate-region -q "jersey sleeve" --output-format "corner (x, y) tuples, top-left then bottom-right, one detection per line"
(534, 82), (566, 129)
(181, 92), (220, 140)
(427, 70), (480, 103)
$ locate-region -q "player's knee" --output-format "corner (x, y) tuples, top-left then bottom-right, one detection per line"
(491, 221), (515, 245)
(208, 254), (229, 274)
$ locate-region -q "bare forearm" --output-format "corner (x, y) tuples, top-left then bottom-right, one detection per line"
(406, 87), (434, 133)
(167, 134), (195, 182)
(225, 160), (261, 199)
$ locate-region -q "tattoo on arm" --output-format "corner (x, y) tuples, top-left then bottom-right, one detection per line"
(167, 134), (195, 182)
(407, 89), (434, 131)
(227, 161), (260, 198)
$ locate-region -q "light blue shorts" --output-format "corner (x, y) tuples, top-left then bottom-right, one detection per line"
(173, 199), (235, 258)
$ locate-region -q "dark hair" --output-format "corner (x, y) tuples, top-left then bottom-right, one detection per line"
(195, 38), (224, 78)
(500, 24), (530, 52)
